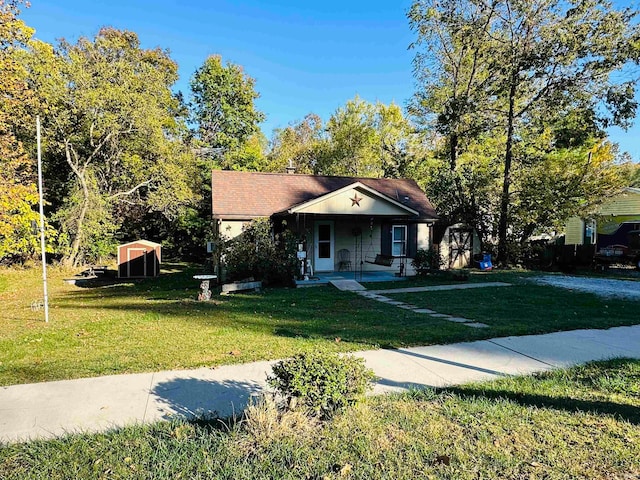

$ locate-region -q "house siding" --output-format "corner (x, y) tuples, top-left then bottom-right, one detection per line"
(598, 190), (640, 216)
(417, 223), (430, 250)
(218, 220), (247, 240)
(564, 189), (640, 245)
(565, 217), (585, 245)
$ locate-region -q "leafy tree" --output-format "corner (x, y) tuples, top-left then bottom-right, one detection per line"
(0, 0), (42, 263)
(266, 100), (425, 179)
(410, 0), (640, 264)
(0, 142), (43, 264)
(511, 140), (627, 242)
(185, 56), (268, 259)
(409, 0), (497, 172)
(491, 0), (639, 263)
(26, 28), (197, 266)
(190, 54), (265, 167)
(222, 131), (269, 172)
(321, 97), (420, 178)
(409, 0), (499, 237)
(630, 163), (640, 188)
(266, 113), (327, 174)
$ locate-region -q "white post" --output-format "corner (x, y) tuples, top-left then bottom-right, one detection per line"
(36, 116), (49, 323)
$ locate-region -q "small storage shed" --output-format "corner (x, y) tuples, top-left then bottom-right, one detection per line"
(433, 223), (481, 269)
(117, 240), (161, 278)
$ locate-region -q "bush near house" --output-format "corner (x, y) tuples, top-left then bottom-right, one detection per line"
(411, 247), (444, 274)
(223, 218), (299, 285)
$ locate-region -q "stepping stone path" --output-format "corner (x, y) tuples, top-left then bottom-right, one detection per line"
(413, 308), (436, 314)
(353, 281), (512, 329)
(329, 279), (367, 291)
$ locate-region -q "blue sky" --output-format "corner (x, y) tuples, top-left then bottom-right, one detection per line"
(20, 0), (639, 161)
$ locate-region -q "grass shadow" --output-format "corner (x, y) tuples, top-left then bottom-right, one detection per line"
(440, 384), (640, 425)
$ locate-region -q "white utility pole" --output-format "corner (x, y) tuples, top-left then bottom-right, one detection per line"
(36, 116), (49, 323)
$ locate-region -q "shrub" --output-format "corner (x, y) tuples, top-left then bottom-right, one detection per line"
(223, 218), (299, 286)
(267, 352), (375, 419)
(411, 247), (443, 274)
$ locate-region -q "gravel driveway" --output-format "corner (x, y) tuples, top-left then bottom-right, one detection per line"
(533, 275), (640, 300)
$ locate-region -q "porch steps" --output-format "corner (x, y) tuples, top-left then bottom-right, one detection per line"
(329, 279), (367, 291)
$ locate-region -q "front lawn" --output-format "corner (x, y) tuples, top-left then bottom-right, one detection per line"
(1, 359), (638, 479)
(385, 272), (639, 337)
(0, 266), (638, 386)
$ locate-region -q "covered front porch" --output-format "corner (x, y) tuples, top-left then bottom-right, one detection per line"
(275, 181), (435, 278)
(294, 269), (408, 287)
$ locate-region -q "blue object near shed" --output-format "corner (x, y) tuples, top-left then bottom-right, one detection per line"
(478, 253), (492, 271)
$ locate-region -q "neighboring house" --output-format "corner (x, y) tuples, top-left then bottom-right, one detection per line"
(565, 187), (640, 247)
(211, 170), (439, 275)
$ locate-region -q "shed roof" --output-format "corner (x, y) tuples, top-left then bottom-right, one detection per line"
(119, 240), (162, 248)
(211, 171), (438, 220)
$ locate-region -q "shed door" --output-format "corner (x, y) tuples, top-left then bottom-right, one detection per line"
(128, 248), (147, 277)
(449, 229), (472, 268)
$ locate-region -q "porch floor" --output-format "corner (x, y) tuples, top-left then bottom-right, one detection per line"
(295, 270), (408, 287)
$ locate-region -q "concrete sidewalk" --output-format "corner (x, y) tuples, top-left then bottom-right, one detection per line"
(1, 325), (639, 444)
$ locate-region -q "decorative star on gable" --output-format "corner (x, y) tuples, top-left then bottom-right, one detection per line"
(350, 193), (362, 207)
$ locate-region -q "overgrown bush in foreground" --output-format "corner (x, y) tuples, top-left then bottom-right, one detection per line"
(267, 351), (375, 419)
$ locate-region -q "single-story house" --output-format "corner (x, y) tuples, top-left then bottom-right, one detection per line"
(211, 170), (439, 275)
(565, 187), (640, 247)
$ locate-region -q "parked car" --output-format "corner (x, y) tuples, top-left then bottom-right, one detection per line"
(594, 230), (640, 270)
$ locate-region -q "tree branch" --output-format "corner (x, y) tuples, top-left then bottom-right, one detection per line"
(109, 179), (152, 199)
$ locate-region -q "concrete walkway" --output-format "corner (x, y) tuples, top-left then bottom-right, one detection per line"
(1, 325), (639, 444)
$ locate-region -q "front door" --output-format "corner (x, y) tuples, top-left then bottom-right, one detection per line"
(314, 221), (334, 272)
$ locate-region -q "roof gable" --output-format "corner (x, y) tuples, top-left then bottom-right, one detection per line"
(287, 182), (419, 216)
(119, 240), (161, 248)
(211, 171), (438, 220)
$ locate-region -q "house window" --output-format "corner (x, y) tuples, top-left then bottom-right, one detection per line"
(392, 225), (407, 256)
(584, 220), (596, 245)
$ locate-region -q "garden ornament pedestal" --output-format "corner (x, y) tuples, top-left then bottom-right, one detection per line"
(193, 274), (217, 301)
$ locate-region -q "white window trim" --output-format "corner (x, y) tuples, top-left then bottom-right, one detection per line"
(392, 225), (407, 257)
(584, 219), (596, 245)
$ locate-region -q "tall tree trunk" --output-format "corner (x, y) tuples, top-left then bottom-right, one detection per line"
(497, 78), (517, 266)
(62, 142), (90, 267)
(449, 133), (458, 171)
(449, 131), (467, 221)
(67, 173), (90, 267)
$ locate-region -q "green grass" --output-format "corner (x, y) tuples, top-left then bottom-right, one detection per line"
(1, 265), (639, 386)
(385, 272), (639, 337)
(1, 359), (638, 479)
